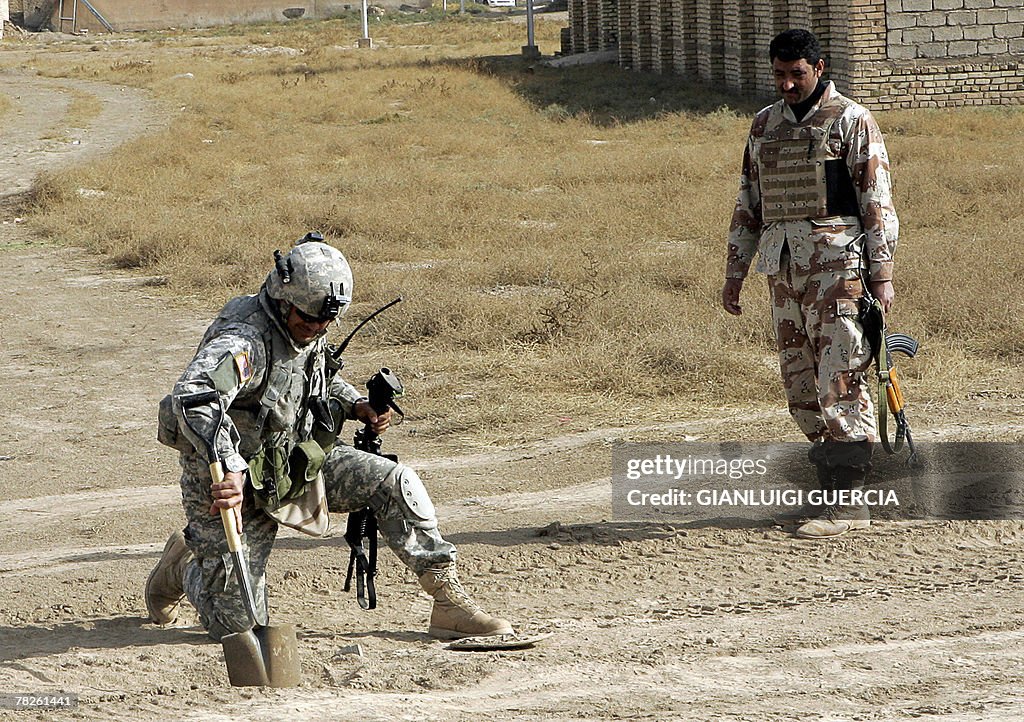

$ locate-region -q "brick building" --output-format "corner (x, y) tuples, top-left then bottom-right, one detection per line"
(4, 0), (378, 34)
(565, 0), (1024, 109)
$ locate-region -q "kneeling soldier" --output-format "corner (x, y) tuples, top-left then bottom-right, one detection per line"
(146, 234), (512, 640)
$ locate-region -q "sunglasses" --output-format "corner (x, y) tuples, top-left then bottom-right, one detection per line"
(294, 306), (339, 324)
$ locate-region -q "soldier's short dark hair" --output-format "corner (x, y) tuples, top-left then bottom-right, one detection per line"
(769, 29), (823, 66)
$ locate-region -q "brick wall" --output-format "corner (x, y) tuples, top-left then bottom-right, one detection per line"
(887, 0), (1024, 60)
(567, 0), (1024, 109)
(28, 0), (370, 33)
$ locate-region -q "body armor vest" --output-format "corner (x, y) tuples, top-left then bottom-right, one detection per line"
(200, 293), (327, 454)
(201, 293), (330, 507)
(757, 93), (854, 223)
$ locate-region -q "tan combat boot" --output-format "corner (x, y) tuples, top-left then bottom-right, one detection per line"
(776, 462), (833, 528)
(419, 564), (514, 639)
(796, 445), (873, 539)
(794, 502), (870, 539)
(145, 529), (194, 625)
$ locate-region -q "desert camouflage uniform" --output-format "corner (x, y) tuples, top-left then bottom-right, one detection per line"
(172, 288), (455, 640)
(726, 81), (899, 443)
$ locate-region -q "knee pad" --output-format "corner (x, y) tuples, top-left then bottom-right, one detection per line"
(374, 464), (437, 531)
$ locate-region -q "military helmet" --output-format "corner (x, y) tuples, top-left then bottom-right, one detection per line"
(265, 232), (353, 322)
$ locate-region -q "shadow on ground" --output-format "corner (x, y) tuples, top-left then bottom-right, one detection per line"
(276, 518), (772, 555)
(465, 54), (767, 126)
(0, 617), (207, 665)
(258, 45), (766, 126)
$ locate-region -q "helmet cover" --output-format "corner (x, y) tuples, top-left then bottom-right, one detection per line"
(265, 232), (353, 321)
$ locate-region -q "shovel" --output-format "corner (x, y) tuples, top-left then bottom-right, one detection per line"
(179, 391), (302, 688)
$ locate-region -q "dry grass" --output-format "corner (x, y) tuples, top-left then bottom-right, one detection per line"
(8, 14), (1023, 443)
(63, 86), (104, 128)
(36, 86), (105, 141)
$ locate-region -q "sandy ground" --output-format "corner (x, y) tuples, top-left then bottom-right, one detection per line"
(2, 64), (1024, 722)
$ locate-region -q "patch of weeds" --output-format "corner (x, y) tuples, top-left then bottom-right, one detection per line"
(378, 77), (452, 98)
(280, 67), (325, 88)
(360, 113), (405, 124)
(110, 59), (153, 74)
(540, 103), (571, 121)
(521, 251), (608, 342)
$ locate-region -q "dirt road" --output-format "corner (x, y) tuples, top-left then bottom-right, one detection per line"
(2, 67), (1024, 722)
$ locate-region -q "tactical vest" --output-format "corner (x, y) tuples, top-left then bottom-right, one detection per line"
(159, 292), (333, 509)
(757, 93), (854, 223)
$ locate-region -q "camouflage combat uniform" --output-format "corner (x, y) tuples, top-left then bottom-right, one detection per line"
(726, 81), (899, 445)
(168, 288), (455, 640)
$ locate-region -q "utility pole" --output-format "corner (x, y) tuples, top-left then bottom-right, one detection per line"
(521, 0), (540, 59)
(358, 0), (372, 48)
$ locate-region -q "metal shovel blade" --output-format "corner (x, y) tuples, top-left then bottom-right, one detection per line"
(222, 623), (301, 688)
(217, 497), (300, 687)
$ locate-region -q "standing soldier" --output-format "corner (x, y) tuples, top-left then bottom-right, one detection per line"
(146, 234), (513, 640)
(721, 29), (899, 539)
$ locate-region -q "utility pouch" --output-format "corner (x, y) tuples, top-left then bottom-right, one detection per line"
(248, 439), (326, 510)
(248, 443), (288, 509)
(289, 440), (327, 488)
(157, 394), (193, 453)
(311, 396), (345, 452)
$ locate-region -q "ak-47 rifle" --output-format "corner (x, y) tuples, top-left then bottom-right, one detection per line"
(860, 293), (922, 468)
(317, 296), (405, 610)
(876, 323), (921, 466)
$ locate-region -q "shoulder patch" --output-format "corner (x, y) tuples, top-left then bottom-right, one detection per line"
(234, 351), (254, 384)
(208, 352), (241, 393)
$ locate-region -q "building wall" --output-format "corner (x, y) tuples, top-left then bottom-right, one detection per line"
(568, 0), (1024, 109)
(39, 0), (363, 33)
(886, 0), (1024, 60)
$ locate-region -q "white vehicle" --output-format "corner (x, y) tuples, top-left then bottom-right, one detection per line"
(485, 0), (516, 7)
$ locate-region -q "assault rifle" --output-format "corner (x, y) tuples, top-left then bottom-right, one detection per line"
(317, 296), (405, 609)
(877, 327), (921, 466)
(860, 294), (922, 468)
(343, 368), (405, 610)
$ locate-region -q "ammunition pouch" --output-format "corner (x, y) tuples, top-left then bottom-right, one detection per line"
(248, 438), (327, 511)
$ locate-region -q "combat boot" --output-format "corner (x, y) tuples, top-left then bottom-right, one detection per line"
(775, 462), (832, 528)
(795, 466), (871, 539)
(145, 529), (194, 625)
(794, 499), (870, 539)
(419, 564), (514, 639)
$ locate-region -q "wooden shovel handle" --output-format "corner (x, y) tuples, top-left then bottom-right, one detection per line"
(211, 461), (244, 553)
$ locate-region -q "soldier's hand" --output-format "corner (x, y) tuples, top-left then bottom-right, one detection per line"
(722, 278), (744, 316)
(353, 400), (392, 435)
(869, 280), (895, 314)
(210, 470), (246, 530)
